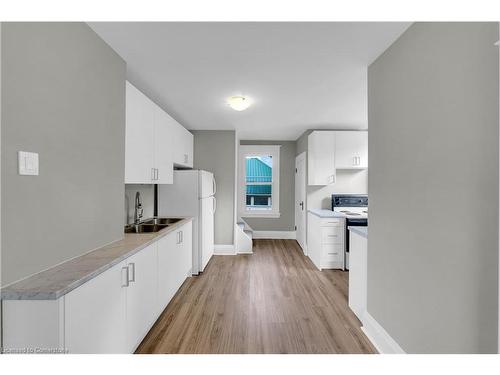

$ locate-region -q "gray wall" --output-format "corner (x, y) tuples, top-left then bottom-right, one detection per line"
(240, 140), (296, 231)
(368, 22), (498, 353)
(124, 184), (155, 225)
(1, 23), (126, 285)
(192, 130), (235, 245)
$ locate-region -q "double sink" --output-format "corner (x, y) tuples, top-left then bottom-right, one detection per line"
(124, 217), (182, 234)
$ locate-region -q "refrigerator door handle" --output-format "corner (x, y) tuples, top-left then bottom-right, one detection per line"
(212, 176), (217, 196)
(213, 196), (217, 214)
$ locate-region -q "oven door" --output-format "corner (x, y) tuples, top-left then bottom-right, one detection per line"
(345, 218), (368, 270)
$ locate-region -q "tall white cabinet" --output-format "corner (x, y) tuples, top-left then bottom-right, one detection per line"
(125, 81), (193, 184)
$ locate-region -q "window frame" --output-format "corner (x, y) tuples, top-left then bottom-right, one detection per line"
(239, 145), (281, 218)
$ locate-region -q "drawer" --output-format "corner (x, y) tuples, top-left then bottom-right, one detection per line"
(320, 218), (343, 227)
(322, 244), (343, 262)
(321, 227), (343, 244)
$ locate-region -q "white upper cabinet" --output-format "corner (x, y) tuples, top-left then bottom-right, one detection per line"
(308, 131), (337, 186)
(308, 130), (368, 186)
(125, 81), (155, 184)
(171, 120), (194, 169)
(335, 131), (368, 169)
(125, 81), (193, 183)
(153, 105), (174, 184)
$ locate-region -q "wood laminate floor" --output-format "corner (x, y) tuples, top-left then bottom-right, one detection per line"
(136, 239), (377, 354)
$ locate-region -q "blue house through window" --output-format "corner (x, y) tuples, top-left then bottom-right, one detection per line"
(245, 156), (272, 209)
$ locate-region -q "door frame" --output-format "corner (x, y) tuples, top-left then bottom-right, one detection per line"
(295, 152), (307, 254)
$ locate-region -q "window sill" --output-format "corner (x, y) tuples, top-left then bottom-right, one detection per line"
(240, 212), (281, 219)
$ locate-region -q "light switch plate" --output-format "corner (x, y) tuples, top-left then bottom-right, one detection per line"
(18, 151), (39, 176)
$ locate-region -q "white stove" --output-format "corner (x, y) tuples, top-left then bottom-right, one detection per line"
(331, 195), (368, 270)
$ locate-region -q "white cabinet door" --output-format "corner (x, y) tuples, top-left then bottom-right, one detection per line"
(125, 81), (155, 184)
(348, 231), (368, 321)
(335, 131), (368, 169)
(172, 121), (194, 168)
(157, 230), (178, 312)
(178, 221), (193, 283)
(182, 127), (194, 168)
(64, 261), (127, 353)
(125, 243), (159, 352)
(154, 106), (174, 184)
(308, 131), (336, 185)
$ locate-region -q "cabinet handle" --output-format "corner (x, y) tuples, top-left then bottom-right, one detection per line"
(180, 230), (183, 244)
(327, 252), (339, 255)
(156, 168), (159, 181)
(184, 154), (188, 164)
(121, 266), (129, 287)
(128, 263), (135, 283)
(177, 231), (181, 244)
(151, 168), (156, 181)
(327, 234), (338, 237)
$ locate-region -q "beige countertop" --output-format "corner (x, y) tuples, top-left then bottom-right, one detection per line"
(1, 217), (194, 301)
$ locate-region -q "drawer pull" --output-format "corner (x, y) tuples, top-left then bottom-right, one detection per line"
(327, 252), (339, 255)
(327, 234), (338, 237)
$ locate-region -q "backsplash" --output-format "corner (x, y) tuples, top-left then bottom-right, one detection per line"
(124, 184), (155, 225)
(307, 169), (368, 210)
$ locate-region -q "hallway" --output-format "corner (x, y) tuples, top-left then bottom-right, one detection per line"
(136, 239), (376, 354)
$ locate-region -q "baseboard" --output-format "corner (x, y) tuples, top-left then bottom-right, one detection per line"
(213, 244), (236, 255)
(237, 250), (253, 255)
(361, 312), (405, 354)
(252, 231), (296, 240)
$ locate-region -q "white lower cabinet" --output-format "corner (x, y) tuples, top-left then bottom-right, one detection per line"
(64, 259), (128, 354)
(2, 221), (193, 354)
(307, 213), (345, 270)
(348, 230), (368, 322)
(125, 243), (159, 352)
(158, 222), (192, 314)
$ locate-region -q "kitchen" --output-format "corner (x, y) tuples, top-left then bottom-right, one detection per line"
(0, 16), (499, 361)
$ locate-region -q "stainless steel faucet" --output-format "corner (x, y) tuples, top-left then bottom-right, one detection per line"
(134, 191), (143, 224)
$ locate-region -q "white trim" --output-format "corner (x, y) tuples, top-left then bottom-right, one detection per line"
(241, 212), (281, 219)
(237, 250), (253, 255)
(295, 152), (307, 255)
(252, 231), (296, 240)
(361, 312), (405, 354)
(238, 144), (281, 218)
(213, 244), (236, 255)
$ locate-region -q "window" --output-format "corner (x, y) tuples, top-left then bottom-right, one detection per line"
(239, 145), (280, 218)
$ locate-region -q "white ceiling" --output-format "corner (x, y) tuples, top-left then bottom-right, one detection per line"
(89, 22), (410, 140)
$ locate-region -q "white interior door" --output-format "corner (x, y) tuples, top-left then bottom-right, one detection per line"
(295, 152), (307, 253)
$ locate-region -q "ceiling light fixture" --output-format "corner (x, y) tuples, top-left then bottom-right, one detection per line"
(227, 95), (252, 111)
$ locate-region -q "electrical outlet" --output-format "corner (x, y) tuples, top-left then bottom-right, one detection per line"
(18, 151), (39, 176)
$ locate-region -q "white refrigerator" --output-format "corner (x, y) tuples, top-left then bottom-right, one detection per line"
(158, 170), (216, 274)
